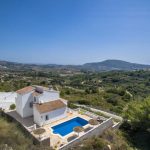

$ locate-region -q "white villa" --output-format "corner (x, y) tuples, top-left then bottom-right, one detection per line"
(16, 86), (68, 126)
(13, 85), (119, 149)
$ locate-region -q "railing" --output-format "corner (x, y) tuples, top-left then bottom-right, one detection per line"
(28, 124), (36, 132)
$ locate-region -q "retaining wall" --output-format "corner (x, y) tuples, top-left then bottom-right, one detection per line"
(0, 110), (50, 146)
(60, 118), (113, 150)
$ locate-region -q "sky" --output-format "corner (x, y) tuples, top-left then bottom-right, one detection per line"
(0, 0), (150, 65)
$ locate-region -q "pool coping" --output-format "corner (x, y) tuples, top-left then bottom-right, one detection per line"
(59, 117), (113, 150)
(49, 116), (90, 139)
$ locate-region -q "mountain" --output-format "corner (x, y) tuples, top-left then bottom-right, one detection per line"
(0, 59), (150, 72)
(82, 60), (150, 71)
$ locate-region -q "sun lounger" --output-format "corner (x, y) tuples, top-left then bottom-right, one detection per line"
(67, 134), (78, 142)
(84, 126), (93, 132)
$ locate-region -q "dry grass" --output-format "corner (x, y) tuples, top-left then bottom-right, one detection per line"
(0, 117), (51, 150)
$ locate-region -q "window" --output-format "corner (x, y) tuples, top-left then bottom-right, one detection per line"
(29, 102), (33, 108)
(45, 115), (49, 121)
(34, 97), (36, 102)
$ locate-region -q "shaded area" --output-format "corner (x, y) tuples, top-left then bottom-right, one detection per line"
(132, 130), (150, 150)
(84, 126), (93, 133)
(6, 110), (35, 128)
(67, 135), (78, 142)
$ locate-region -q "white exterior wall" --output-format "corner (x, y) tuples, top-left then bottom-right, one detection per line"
(21, 92), (34, 118)
(16, 88), (65, 121)
(16, 93), (23, 117)
(0, 92), (17, 110)
(16, 92), (34, 118)
(43, 107), (67, 124)
(38, 91), (59, 103)
(33, 105), (42, 126)
(33, 106), (67, 126)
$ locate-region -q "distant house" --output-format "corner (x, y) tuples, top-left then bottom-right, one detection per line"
(16, 86), (68, 126)
(0, 92), (17, 110)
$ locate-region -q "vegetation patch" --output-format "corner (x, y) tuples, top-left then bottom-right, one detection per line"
(0, 112), (51, 150)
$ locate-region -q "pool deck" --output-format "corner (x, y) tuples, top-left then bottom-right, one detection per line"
(6, 109), (113, 150)
(32, 111), (92, 149)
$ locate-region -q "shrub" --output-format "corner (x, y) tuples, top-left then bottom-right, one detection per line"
(68, 101), (78, 109)
(9, 104), (16, 110)
(77, 100), (90, 105)
(65, 89), (71, 95)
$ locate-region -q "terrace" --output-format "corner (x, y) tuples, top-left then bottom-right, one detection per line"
(32, 108), (114, 149)
(6, 108), (115, 150)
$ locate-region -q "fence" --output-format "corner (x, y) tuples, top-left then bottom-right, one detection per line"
(0, 102), (14, 110)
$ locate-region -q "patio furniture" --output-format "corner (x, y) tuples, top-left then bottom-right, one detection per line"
(67, 134), (78, 142)
(85, 111), (99, 119)
(97, 117), (104, 123)
(84, 126), (93, 132)
(60, 143), (65, 147)
(97, 116), (106, 121)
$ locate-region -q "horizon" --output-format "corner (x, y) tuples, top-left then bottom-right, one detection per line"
(0, 0), (150, 65)
(1, 59), (150, 66)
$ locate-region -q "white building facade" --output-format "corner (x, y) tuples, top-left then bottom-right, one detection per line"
(15, 86), (68, 126)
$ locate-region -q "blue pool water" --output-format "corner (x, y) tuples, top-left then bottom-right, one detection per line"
(52, 117), (88, 136)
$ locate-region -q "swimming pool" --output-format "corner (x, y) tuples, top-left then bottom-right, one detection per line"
(51, 117), (88, 136)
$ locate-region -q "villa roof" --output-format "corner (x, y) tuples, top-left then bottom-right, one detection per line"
(16, 85), (59, 95)
(16, 86), (35, 94)
(33, 85), (49, 91)
(32, 91), (41, 97)
(34, 100), (66, 114)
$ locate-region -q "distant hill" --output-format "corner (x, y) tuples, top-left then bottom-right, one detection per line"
(0, 59), (150, 72)
(82, 60), (150, 71)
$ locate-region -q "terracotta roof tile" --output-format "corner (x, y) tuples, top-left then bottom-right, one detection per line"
(34, 100), (66, 114)
(16, 86), (34, 94)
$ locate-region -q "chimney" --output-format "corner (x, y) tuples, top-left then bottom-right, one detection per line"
(49, 85), (53, 91)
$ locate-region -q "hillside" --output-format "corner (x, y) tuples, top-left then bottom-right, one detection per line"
(0, 60), (150, 72)
(83, 60), (150, 71)
(0, 68), (150, 149)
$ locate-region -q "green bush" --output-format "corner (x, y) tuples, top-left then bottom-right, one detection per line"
(77, 100), (91, 105)
(9, 104), (16, 110)
(68, 101), (78, 109)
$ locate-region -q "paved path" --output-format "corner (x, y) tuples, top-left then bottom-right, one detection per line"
(6, 110), (35, 127)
